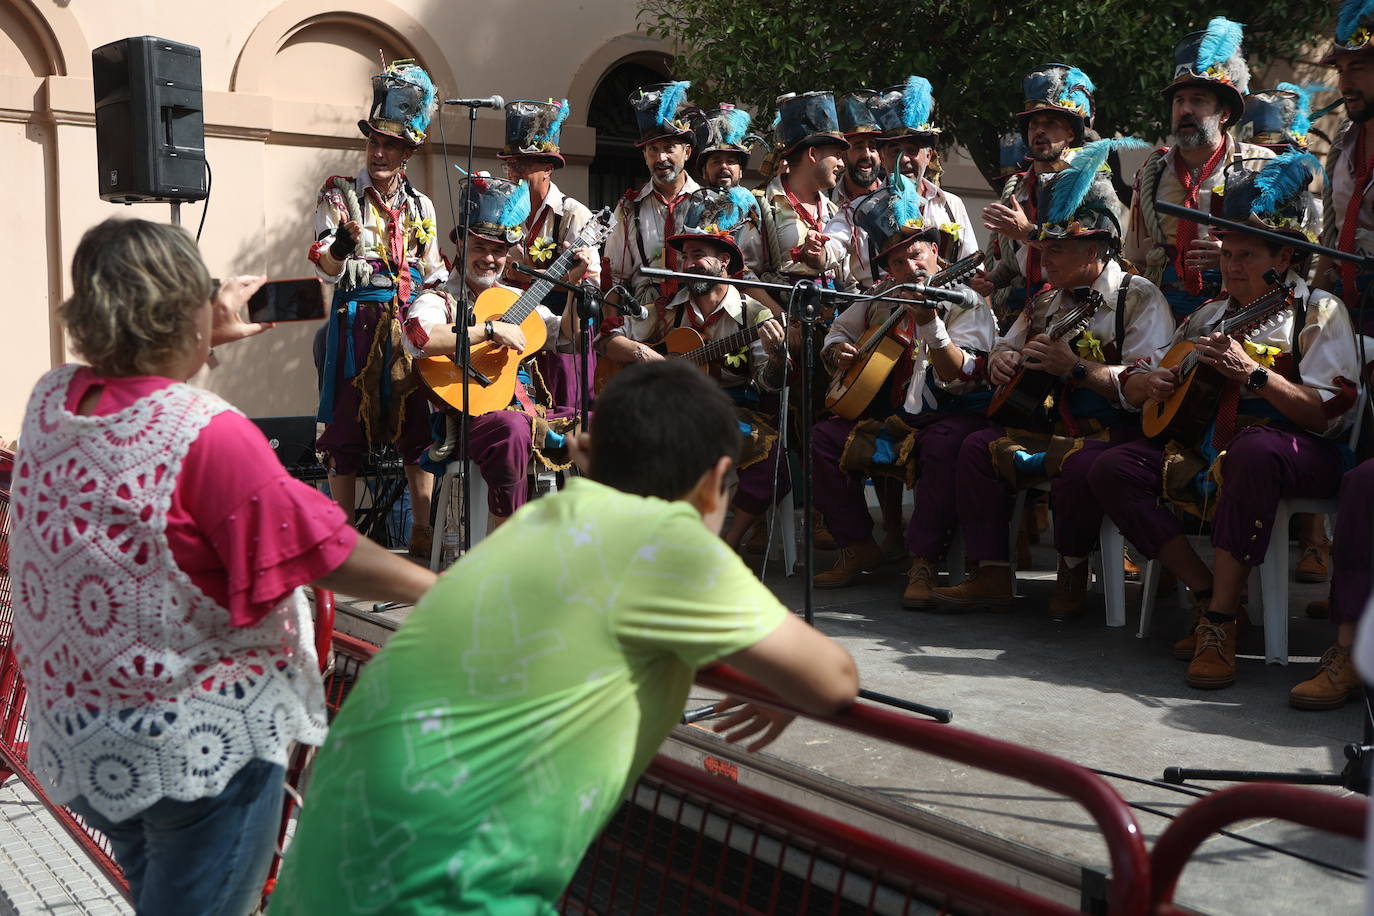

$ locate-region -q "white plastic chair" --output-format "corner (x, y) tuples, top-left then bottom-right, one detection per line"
(429, 460), (491, 571)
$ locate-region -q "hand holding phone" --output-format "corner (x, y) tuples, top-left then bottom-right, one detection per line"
(247, 278), (327, 324)
(211, 275), (273, 347)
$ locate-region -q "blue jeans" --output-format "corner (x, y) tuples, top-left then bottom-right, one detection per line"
(67, 759), (285, 916)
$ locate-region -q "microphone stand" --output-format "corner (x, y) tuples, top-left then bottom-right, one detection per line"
(642, 266), (955, 724)
(513, 264), (641, 434)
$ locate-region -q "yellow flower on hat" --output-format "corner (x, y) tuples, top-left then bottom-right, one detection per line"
(529, 236), (557, 265)
(902, 217), (924, 229)
(1244, 340), (1281, 367)
(1075, 330), (1105, 362)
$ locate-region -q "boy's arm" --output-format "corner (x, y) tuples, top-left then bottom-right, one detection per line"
(719, 614), (858, 714)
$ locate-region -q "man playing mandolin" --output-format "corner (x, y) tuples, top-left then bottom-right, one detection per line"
(597, 187), (789, 551)
(932, 138), (1172, 618)
(812, 173), (995, 599)
(1091, 152), (1361, 693)
(403, 175), (590, 528)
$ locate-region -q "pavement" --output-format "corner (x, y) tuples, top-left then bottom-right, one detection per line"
(0, 510), (1365, 914)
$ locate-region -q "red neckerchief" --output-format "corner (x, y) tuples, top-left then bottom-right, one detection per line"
(1340, 129), (1374, 307)
(652, 185), (688, 298)
(684, 297), (731, 334)
(782, 178), (826, 261)
(1171, 141), (1229, 296)
(366, 185), (411, 303)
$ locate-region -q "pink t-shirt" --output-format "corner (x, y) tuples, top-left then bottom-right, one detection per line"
(64, 368), (357, 627)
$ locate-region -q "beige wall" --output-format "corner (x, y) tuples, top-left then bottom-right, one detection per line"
(1, 0), (667, 443)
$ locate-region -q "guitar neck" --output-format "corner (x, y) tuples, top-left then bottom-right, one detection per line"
(500, 209), (611, 325)
(1221, 284), (1293, 339)
(683, 320), (773, 366)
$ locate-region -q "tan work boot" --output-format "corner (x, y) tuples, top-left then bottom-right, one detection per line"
(408, 523), (433, 560)
(1295, 539), (1331, 583)
(813, 510), (837, 551)
(1048, 559), (1090, 620)
(1186, 618), (1239, 689)
(1171, 601), (1205, 660)
(1123, 550), (1141, 582)
(813, 538), (883, 589)
(931, 564), (1015, 610)
(1289, 644), (1361, 710)
(901, 558), (938, 609)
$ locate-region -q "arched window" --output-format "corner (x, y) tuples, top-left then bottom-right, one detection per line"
(585, 60), (670, 211)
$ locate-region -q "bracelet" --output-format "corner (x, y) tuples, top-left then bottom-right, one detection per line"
(485, 320), (494, 341)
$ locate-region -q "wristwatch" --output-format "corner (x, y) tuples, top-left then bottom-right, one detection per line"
(1070, 361), (1088, 382)
(1245, 366), (1270, 392)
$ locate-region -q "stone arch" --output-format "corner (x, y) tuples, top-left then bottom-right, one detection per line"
(231, 0), (458, 97)
(565, 33), (672, 130)
(2, 0), (91, 78)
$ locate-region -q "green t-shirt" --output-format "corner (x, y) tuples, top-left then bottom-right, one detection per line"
(271, 478), (787, 915)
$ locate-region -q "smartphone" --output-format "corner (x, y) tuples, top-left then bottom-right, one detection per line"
(247, 278), (327, 323)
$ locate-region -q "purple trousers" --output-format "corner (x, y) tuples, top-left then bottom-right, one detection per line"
(1088, 425), (1344, 566)
(956, 425), (1137, 562)
(812, 413), (990, 554)
(735, 434), (791, 516)
(1331, 458), (1374, 625)
(468, 410), (537, 517)
(534, 350), (596, 416)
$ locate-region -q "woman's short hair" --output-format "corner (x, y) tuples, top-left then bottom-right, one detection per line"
(60, 218), (211, 376)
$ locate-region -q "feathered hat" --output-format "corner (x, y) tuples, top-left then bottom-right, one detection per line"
(837, 89), (882, 138)
(1029, 137), (1150, 246)
(1016, 64), (1095, 145)
(665, 186), (760, 275)
(870, 77), (939, 143)
(775, 90), (850, 155)
(1238, 84), (1317, 150)
(1162, 17), (1251, 125)
(850, 172), (941, 267)
(359, 60), (437, 147)
(1215, 151), (1323, 242)
(997, 131), (1031, 180)
(452, 174), (530, 246)
(500, 99), (569, 167)
(695, 103), (766, 162)
(630, 81), (696, 148)
(1321, 0), (1374, 63)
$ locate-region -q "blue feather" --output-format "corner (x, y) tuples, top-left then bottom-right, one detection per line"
(889, 172), (923, 226)
(1196, 17), (1244, 73)
(724, 186), (758, 230)
(1251, 150), (1321, 217)
(535, 99), (569, 145)
(1061, 66), (1095, 112)
(1043, 137), (1150, 225)
(496, 180), (531, 228)
(1337, 0), (1374, 42)
(1276, 82), (1313, 138)
(901, 76), (934, 130)
(721, 107), (751, 146)
(656, 81), (690, 126)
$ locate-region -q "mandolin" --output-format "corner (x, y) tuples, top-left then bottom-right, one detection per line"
(417, 208), (612, 416)
(1141, 272), (1293, 443)
(823, 251), (985, 421)
(985, 286), (1105, 430)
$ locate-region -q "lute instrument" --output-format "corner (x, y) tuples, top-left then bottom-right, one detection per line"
(417, 208), (613, 416)
(823, 251), (986, 420)
(1142, 271), (1293, 443)
(985, 286), (1105, 430)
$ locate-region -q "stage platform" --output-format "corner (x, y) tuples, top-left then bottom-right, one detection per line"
(339, 533), (1366, 916)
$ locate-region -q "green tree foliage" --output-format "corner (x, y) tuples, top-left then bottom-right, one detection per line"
(639, 0), (1332, 186)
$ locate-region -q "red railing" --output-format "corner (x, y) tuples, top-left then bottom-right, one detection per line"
(1149, 783), (1367, 914)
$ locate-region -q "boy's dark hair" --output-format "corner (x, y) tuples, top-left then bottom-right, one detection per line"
(589, 360), (742, 500)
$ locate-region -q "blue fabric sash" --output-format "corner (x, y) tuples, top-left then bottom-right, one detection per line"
(317, 265), (422, 424)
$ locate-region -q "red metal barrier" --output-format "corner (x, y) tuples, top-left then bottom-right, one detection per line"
(1150, 783), (1366, 911)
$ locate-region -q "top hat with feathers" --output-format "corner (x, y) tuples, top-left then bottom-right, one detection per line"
(1016, 64), (1095, 145)
(359, 60), (437, 147)
(630, 81), (697, 148)
(870, 77), (939, 144)
(1029, 138), (1149, 247)
(665, 186), (760, 275)
(452, 174), (530, 246)
(500, 99), (569, 167)
(1215, 151), (1323, 243)
(1162, 17), (1251, 125)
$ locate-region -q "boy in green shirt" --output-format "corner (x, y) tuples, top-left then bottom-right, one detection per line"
(272, 360), (858, 914)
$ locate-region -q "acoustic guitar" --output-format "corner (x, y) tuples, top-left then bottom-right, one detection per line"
(417, 208), (612, 416)
(597, 311), (788, 390)
(823, 251), (985, 421)
(1141, 274), (1293, 443)
(985, 286), (1105, 430)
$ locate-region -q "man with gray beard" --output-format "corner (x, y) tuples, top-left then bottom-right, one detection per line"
(1123, 17), (1273, 320)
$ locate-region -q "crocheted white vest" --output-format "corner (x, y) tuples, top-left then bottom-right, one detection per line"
(10, 365), (327, 821)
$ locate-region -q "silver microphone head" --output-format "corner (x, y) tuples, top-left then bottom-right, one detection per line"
(490, 95), (505, 110)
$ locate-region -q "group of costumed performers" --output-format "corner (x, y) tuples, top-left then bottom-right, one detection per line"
(302, 7), (1374, 710)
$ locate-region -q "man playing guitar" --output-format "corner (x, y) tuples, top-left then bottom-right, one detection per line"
(403, 175), (590, 528)
(1091, 153), (1361, 693)
(813, 173), (995, 600)
(932, 139), (1172, 618)
(597, 188), (789, 551)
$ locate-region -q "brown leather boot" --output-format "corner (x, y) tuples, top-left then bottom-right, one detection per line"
(931, 565), (1014, 610)
(813, 510), (837, 551)
(1171, 601), (1205, 660)
(1186, 618), (1238, 689)
(813, 538), (883, 589)
(1289, 644), (1360, 710)
(901, 558), (938, 609)
(1123, 550), (1141, 582)
(408, 523), (433, 560)
(1048, 560), (1090, 620)
(1295, 538), (1331, 583)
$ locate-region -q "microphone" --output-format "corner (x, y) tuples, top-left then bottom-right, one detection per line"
(443, 95), (505, 110)
(878, 283), (983, 311)
(604, 285), (649, 321)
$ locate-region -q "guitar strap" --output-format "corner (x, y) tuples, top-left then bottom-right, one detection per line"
(1289, 292), (1307, 380)
(1114, 273), (1131, 357)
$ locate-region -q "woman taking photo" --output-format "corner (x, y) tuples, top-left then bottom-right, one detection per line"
(8, 217), (435, 915)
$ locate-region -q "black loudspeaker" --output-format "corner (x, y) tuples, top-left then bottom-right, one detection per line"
(92, 36), (207, 203)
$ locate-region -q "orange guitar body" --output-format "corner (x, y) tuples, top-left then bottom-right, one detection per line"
(824, 324), (907, 420)
(593, 326), (723, 392)
(415, 286), (549, 416)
